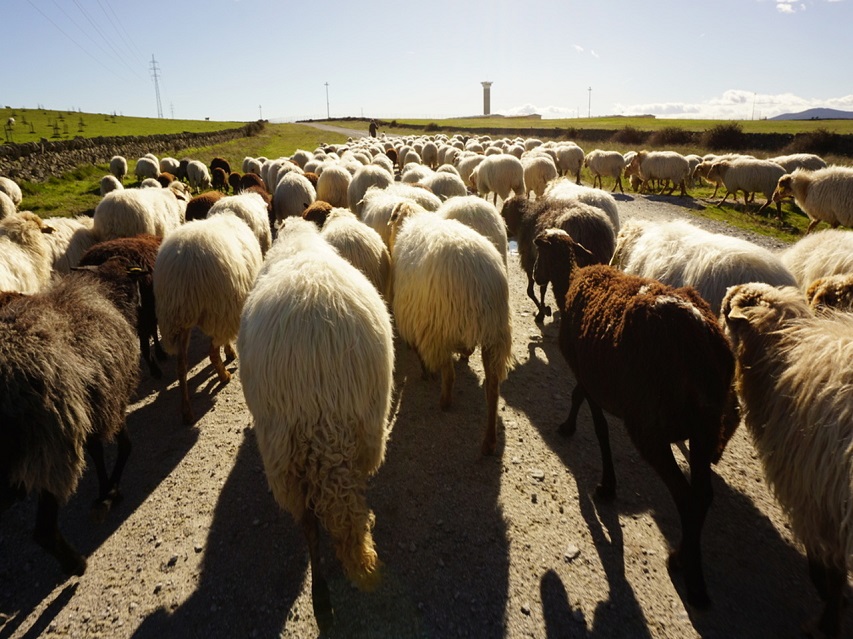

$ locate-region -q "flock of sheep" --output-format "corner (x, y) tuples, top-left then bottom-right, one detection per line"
(1, 130), (853, 636)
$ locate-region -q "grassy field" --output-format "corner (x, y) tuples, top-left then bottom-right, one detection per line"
(0, 107), (247, 145)
(17, 123), (349, 218)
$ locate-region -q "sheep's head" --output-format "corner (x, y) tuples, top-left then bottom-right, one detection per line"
(302, 200), (333, 229)
(706, 161), (729, 182)
(720, 283), (811, 347)
(806, 274), (853, 312)
(771, 174), (795, 202)
(532, 228), (591, 287)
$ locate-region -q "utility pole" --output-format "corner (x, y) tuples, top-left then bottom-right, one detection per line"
(751, 92), (756, 121)
(259, 104), (262, 120)
(170, 102), (174, 119)
(150, 55), (163, 119)
(588, 87), (592, 119)
(325, 82), (330, 119)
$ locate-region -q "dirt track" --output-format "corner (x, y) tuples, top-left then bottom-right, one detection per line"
(1, 190), (851, 639)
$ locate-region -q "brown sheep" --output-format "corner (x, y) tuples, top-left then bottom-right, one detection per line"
(239, 172), (265, 192)
(302, 200), (334, 228)
(156, 171), (176, 188)
(185, 191), (224, 222)
(228, 171), (241, 194)
(210, 156), (231, 176)
(211, 167), (228, 192)
(533, 228), (738, 608)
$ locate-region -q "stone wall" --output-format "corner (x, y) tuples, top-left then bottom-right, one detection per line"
(0, 121), (264, 182)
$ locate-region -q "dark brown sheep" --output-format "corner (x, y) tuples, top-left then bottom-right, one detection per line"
(78, 234), (164, 378)
(156, 171), (175, 188)
(0, 258), (141, 575)
(211, 167), (228, 192)
(228, 171), (241, 194)
(302, 200), (334, 228)
(185, 191), (224, 221)
(533, 228), (738, 609)
(302, 171), (319, 189)
(210, 156), (231, 176)
(239, 172), (265, 192)
(501, 195), (615, 323)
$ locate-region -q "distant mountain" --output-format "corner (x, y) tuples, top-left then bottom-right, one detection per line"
(771, 107), (853, 121)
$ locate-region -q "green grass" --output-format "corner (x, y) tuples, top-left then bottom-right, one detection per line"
(18, 123), (349, 218)
(1, 107), (246, 144)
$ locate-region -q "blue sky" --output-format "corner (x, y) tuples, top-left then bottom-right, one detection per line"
(4, 0), (851, 122)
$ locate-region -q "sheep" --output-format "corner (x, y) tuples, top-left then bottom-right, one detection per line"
(314, 164), (351, 209)
(769, 153), (827, 173)
(425, 170), (468, 201)
(185, 191), (224, 221)
(692, 154), (743, 198)
(156, 172), (176, 188)
(238, 217), (394, 630)
(159, 157), (180, 175)
(533, 228), (738, 608)
(239, 172), (266, 192)
(389, 205), (513, 455)
(456, 154), (485, 190)
(304, 206), (391, 297)
(154, 213), (262, 423)
(0, 175), (23, 207)
(625, 150), (690, 196)
(780, 228), (853, 289)
(273, 171), (316, 222)
(437, 195), (508, 267)
(78, 234), (165, 378)
(288, 149), (312, 169)
(474, 154), (525, 205)
(720, 282), (853, 637)
(93, 187), (187, 241)
(41, 215), (98, 274)
(554, 144), (584, 184)
(401, 164), (433, 184)
(228, 171), (242, 194)
(611, 219), (797, 314)
(210, 157), (231, 175)
(359, 185), (440, 248)
(140, 178), (161, 189)
(348, 165), (394, 218)
(0, 190), (17, 219)
(501, 195), (616, 322)
(521, 154), (559, 198)
(805, 273), (853, 312)
(544, 178), (621, 233)
(0, 257), (141, 575)
(583, 149), (626, 193)
(707, 158), (786, 216)
(0, 211), (55, 293)
(186, 160), (212, 193)
(771, 166), (853, 233)
(370, 153), (395, 177)
(211, 167), (228, 192)
(207, 191), (272, 256)
(109, 155), (127, 182)
(134, 156), (160, 183)
(422, 141), (439, 169)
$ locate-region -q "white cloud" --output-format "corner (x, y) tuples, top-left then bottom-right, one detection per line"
(573, 44), (584, 53)
(503, 90), (853, 120)
(776, 2), (796, 12)
(590, 50), (600, 58)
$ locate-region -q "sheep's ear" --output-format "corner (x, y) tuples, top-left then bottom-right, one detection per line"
(71, 265), (97, 273)
(572, 241), (594, 263)
(41, 224), (55, 234)
(724, 305), (750, 322)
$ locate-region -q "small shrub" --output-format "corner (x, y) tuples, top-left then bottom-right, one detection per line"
(784, 128), (841, 156)
(701, 123), (745, 151)
(425, 122), (440, 132)
(610, 126), (647, 145)
(648, 126), (694, 147)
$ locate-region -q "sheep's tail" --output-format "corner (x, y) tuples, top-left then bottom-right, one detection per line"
(306, 450), (382, 591)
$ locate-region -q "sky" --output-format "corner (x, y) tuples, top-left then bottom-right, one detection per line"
(3, 0), (852, 123)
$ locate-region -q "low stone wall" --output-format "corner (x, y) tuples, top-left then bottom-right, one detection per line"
(0, 121), (264, 182)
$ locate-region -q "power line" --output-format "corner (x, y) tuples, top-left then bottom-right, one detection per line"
(97, 0), (145, 62)
(71, 0), (145, 81)
(26, 0), (127, 84)
(150, 55), (163, 119)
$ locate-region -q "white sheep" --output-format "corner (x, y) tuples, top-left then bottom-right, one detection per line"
(552, 144), (584, 184)
(238, 217), (394, 630)
(154, 213), (262, 424)
(437, 195), (508, 267)
(159, 157), (180, 175)
(42, 215), (98, 274)
(771, 166), (853, 233)
(134, 156), (160, 182)
(273, 171), (316, 222)
(625, 150), (690, 196)
(584, 149), (626, 193)
(93, 187), (187, 241)
(544, 178), (621, 233)
(707, 158), (786, 215)
(206, 192), (272, 256)
(425, 171), (468, 201)
(389, 205), (513, 455)
(0, 212), (55, 293)
(612, 218), (796, 314)
(0, 190), (16, 219)
(806, 273), (853, 312)
(474, 154), (525, 205)
(521, 153), (559, 198)
(0, 175), (23, 207)
(721, 283), (853, 638)
(348, 165), (394, 218)
(422, 141), (439, 169)
(360, 185), (440, 248)
(456, 154), (486, 190)
(370, 153), (395, 177)
(401, 164), (433, 184)
(99, 174), (124, 196)
(186, 160), (212, 193)
(109, 156), (127, 182)
(140, 178), (162, 189)
(780, 228), (853, 289)
(769, 153), (827, 173)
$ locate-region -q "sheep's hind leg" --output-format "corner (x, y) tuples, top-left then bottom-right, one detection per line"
(209, 340), (232, 384)
(806, 551), (846, 638)
(559, 384), (586, 437)
(527, 276), (550, 323)
(643, 436), (712, 609)
(34, 492), (86, 576)
(481, 360), (500, 455)
(177, 329), (194, 425)
(589, 402), (616, 500)
(223, 342), (237, 363)
(302, 508), (334, 632)
(439, 360), (455, 411)
(87, 427), (132, 522)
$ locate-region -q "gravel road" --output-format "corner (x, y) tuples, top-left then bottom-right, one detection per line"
(1, 191), (849, 639)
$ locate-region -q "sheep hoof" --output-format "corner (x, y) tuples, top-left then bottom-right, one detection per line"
(91, 489), (122, 523)
(181, 408), (196, 426)
(534, 312), (545, 324)
(544, 305), (552, 317)
(481, 438), (497, 456)
(594, 484), (616, 502)
(59, 550), (87, 577)
(558, 420), (577, 437)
